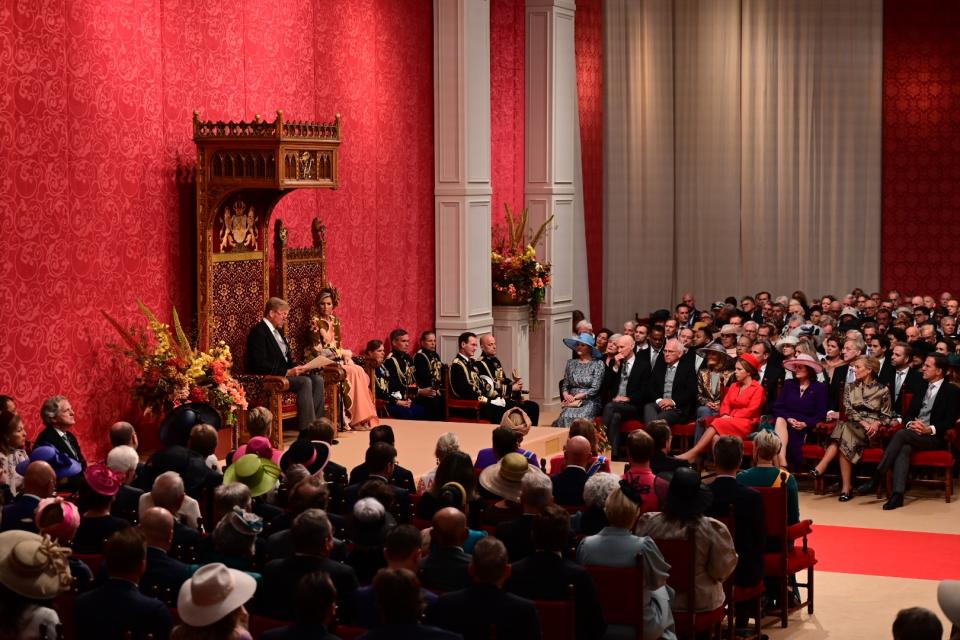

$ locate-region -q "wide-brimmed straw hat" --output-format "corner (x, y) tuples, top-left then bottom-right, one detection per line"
(177, 562), (257, 627)
(16, 445), (82, 479)
(696, 342), (731, 362)
(0, 531), (74, 599)
(500, 407), (532, 436)
(479, 452), (535, 503)
(775, 336), (799, 348)
(783, 353), (825, 375)
(223, 454), (281, 497)
(562, 332), (603, 359)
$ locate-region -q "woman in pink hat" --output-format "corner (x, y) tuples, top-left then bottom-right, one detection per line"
(678, 354), (766, 462)
(74, 463), (131, 554)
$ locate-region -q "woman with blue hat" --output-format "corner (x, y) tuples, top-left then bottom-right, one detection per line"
(552, 332), (606, 427)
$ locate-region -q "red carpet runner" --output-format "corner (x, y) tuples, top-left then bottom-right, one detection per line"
(813, 525), (960, 580)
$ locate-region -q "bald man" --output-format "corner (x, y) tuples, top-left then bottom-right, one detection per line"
(600, 334), (646, 459)
(1, 461), (56, 532)
(551, 436), (591, 506)
(477, 334), (540, 425)
(420, 507), (471, 592)
(138, 507), (194, 597)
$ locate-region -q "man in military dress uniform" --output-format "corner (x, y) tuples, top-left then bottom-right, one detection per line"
(477, 334), (540, 425)
(412, 330), (445, 420)
(450, 332), (508, 424)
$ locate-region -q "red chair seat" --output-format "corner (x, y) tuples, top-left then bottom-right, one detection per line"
(765, 546), (817, 576)
(672, 422), (696, 437)
(742, 440), (754, 458)
(620, 419), (644, 435)
(861, 447), (884, 464)
(733, 579), (766, 604)
(912, 450), (953, 467)
(672, 604), (728, 633)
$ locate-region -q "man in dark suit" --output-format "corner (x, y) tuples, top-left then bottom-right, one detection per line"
(507, 506), (606, 640)
(74, 528), (174, 639)
(138, 507), (194, 601)
(420, 507), (472, 592)
(107, 445), (145, 520)
(551, 436), (592, 506)
(496, 471), (555, 561)
(428, 537), (541, 639)
(750, 341), (784, 413)
(246, 297), (326, 432)
(348, 425), (416, 491)
(449, 331), (507, 423)
(359, 569), (462, 640)
(478, 333), (540, 425)
(642, 339), (698, 425)
(645, 420), (691, 475)
(261, 571), (340, 640)
(259, 509), (359, 620)
(705, 437), (765, 589)
(35, 395), (86, 490)
(873, 335), (895, 387)
(828, 337), (864, 414)
(887, 342), (925, 415)
(599, 334), (647, 458)
(144, 424), (223, 499)
(636, 325), (666, 369)
(862, 353), (960, 510)
(0, 461), (56, 533)
(344, 442), (411, 523)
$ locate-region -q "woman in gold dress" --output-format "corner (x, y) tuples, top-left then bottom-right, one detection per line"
(306, 287), (378, 431)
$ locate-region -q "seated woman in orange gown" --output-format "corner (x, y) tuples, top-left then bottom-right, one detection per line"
(305, 287), (378, 431)
(677, 353), (766, 463)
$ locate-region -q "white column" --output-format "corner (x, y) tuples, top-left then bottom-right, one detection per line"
(492, 305), (531, 391)
(434, 0), (494, 360)
(526, 0), (577, 408)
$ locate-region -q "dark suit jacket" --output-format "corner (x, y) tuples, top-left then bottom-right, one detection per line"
(758, 364), (785, 413)
(829, 364), (851, 412)
(420, 546), (472, 592)
(706, 477), (765, 587)
(643, 357), (698, 419)
(34, 426), (87, 468)
(172, 521), (201, 552)
(890, 368), (925, 415)
(349, 462), (416, 493)
(143, 445), (223, 499)
(259, 554), (359, 621)
(0, 494), (40, 532)
(345, 477), (411, 523)
(635, 346), (663, 371)
(877, 357), (896, 387)
(357, 623), (463, 640)
(140, 546), (194, 601)
(551, 466), (588, 506)
(903, 380), (960, 445)
(427, 583), (541, 640)
(495, 514), (537, 562)
(246, 318), (297, 375)
(74, 578), (173, 640)
(649, 451), (690, 476)
(601, 356), (648, 406)
(261, 622), (340, 640)
(507, 551), (606, 640)
(113, 484), (143, 520)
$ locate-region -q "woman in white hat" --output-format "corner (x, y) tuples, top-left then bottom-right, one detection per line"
(770, 354), (829, 469)
(0, 531), (73, 640)
(172, 562), (257, 639)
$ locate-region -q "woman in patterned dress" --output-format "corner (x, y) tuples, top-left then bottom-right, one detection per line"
(552, 333), (606, 428)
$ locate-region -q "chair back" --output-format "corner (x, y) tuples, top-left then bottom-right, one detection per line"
(335, 626), (367, 640)
(249, 614), (288, 637)
(586, 554), (645, 636)
(72, 553), (103, 576)
(754, 478), (788, 542)
(654, 527), (697, 606)
(534, 584), (577, 640)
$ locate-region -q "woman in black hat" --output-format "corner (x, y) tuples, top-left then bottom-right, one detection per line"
(633, 467), (737, 613)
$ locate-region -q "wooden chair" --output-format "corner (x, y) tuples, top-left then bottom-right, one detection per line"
(444, 363), (483, 423)
(534, 585), (577, 640)
(755, 476), (816, 628)
(883, 416), (960, 503)
(193, 111), (343, 448)
(654, 528), (728, 639)
(715, 512), (765, 640)
(585, 554), (646, 639)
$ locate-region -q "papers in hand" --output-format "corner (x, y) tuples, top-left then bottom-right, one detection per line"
(299, 353), (336, 373)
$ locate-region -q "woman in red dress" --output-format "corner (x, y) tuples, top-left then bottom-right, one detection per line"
(677, 353), (766, 463)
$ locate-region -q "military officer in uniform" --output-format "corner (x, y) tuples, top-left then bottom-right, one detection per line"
(450, 332), (508, 424)
(477, 333), (540, 425)
(413, 330), (445, 420)
(366, 338), (425, 420)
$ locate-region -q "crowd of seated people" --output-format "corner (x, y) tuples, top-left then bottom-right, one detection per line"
(566, 287), (960, 511)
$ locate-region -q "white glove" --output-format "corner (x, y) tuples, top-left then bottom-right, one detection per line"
(491, 397), (507, 408)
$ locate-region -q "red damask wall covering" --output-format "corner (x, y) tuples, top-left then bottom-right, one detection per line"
(882, 0), (960, 294)
(490, 0), (525, 228)
(0, 0), (434, 460)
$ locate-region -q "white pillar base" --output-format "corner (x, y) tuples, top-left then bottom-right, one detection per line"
(492, 305), (531, 388)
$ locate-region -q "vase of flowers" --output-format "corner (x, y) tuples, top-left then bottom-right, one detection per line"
(491, 204), (553, 327)
(102, 301), (248, 428)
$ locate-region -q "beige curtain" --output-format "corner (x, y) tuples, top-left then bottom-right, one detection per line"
(604, 0), (882, 322)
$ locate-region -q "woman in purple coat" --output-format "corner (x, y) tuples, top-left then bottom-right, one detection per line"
(771, 354), (829, 468)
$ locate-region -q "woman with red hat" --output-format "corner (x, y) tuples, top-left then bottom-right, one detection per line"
(677, 354), (766, 463)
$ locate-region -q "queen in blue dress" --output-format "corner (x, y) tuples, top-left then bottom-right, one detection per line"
(552, 333), (605, 428)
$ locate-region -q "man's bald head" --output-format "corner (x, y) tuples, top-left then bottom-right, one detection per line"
(479, 334), (497, 356)
(431, 507), (467, 548)
(139, 507), (174, 549)
(109, 421), (138, 449)
(565, 435), (593, 468)
(23, 461), (56, 498)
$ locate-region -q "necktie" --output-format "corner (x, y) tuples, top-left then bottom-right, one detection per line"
(895, 370), (905, 398)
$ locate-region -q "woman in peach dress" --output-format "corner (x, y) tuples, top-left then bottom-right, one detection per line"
(306, 288), (378, 431)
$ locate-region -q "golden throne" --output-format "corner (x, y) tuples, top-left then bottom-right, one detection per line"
(193, 110), (345, 448)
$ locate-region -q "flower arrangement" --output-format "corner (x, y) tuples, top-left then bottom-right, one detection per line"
(102, 301), (248, 427)
(491, 204), (554, 327)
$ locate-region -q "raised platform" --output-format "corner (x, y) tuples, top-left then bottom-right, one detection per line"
(284, 419), (571, 482)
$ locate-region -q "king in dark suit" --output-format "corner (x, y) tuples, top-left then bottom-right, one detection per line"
(246, 297), (326, 432)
